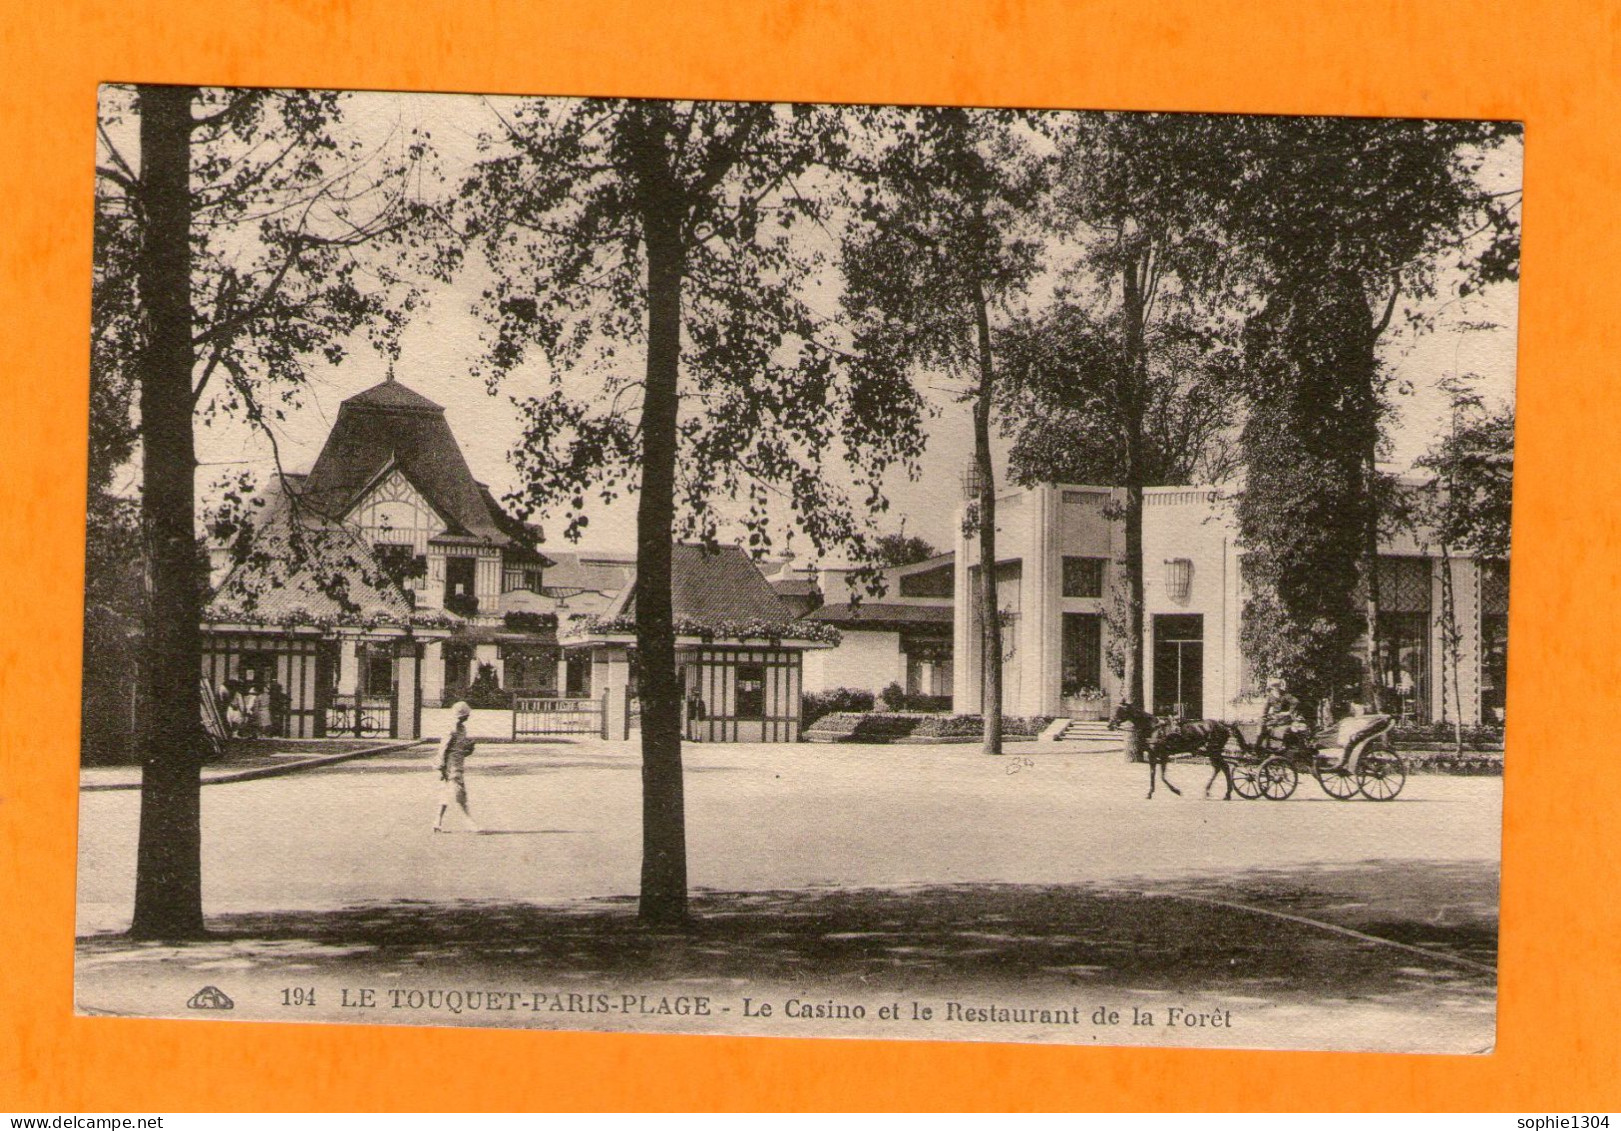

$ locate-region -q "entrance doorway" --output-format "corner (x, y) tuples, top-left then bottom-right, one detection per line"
(1153, 614), (1203, 719)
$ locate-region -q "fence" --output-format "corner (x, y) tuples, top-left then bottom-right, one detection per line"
(513, 695), (607, 739)
(324, 694), (394, 738)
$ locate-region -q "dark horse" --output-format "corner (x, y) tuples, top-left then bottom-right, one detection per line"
(1108, 703), (1250, 800)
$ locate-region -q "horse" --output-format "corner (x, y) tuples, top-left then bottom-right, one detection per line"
(1107, 702), (1250, 800)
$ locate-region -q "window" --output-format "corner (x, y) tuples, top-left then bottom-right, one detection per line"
(1062, 556), (1105, 599)
(1153, 614), (1204, 719)
(443, 644), (473, 694)
(444, 555), (476, 599)
(735, 663), (765, 719)
(898, 565), (952, 598)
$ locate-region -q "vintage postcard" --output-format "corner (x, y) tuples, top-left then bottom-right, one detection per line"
(75, 85), (1520, 1052)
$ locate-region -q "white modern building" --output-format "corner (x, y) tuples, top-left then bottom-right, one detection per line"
(953, 483), (1507, 726)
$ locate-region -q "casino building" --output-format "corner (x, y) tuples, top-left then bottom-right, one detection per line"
(950, 482), (1507, 727)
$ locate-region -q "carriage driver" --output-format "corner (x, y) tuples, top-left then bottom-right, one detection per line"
(1262, 677), (1309, 749)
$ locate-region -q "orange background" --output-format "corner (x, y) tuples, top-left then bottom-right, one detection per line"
(0, 0), (1615, 1112)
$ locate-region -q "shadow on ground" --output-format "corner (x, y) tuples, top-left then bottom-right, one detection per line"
(77, 860), (1496, 1006)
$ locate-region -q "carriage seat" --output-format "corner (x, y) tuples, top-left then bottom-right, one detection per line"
(1318, 713), (1394, 763)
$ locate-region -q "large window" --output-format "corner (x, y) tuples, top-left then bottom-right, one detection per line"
(443, 644), (473, 697)
(444, 555), (476, 601)
(1061, 556), (1105, 599)
(1061, 613), (1103, 697)
(1377, 613), (1430, 724)
(1376, 556), (1432, 723)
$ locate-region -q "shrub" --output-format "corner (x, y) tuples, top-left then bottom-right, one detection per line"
(877, 681), (952, 713)
(802, 687), (875, 727)
(1390, 722), (1505, 751)
(464, 662), (512, 710)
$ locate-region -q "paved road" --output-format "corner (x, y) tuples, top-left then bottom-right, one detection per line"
(74, 742), (1502, 1051)
(77, 740), (1500, 931)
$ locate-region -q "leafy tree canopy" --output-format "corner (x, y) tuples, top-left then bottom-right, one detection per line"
(457, 98), (927, 560)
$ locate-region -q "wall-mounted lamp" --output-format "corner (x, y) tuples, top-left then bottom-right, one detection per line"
(1163, 558), (1193, 603)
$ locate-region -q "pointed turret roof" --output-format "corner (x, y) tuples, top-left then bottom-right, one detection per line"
(297, 378), (518, 547)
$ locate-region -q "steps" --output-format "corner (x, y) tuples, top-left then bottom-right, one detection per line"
(1046, 718), (1125, 754)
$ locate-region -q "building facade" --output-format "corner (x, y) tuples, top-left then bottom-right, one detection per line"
(799, 554), (956, 707)
(952, 483), (1506, 726)
(203, 376), (569, 740)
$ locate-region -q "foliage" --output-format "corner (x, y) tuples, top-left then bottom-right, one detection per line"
(503, 611), (560, 633)
(465, 662), (512, 710)
(1061, 681), (1106, 701)
(575, 612), (841, 646)
(802, 711), (1054, 742)
(839, 105), (1049, 755)
(1225, 118), (1521, 713)
(870, 531), (940, 568)
(460, 98), (927, 558)
(1237, 273), (1379, 709)
(1414, 380), (1515, 561)
(1001, 303), (1244, 488)
(801, 687), (876, 728)
(876, 681), (951, 713)
(906, 714), (1053, 739)
(94, 86), (431, 481)
(444, 592), (480, 618)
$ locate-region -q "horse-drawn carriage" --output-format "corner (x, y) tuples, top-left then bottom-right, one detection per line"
(1109, 703), (1407, 802)
(1229, 713), (1407, 801)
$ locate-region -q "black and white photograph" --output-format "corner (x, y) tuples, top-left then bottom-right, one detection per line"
(76, 85), (1521, 1052)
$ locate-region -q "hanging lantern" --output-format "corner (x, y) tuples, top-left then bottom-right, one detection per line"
(1163, 558), (1193, 603)
(961, 464), (984, 500)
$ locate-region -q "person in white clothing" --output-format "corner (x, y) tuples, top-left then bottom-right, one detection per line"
(432, 701), (480, 833)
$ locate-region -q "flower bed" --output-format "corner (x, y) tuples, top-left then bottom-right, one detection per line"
(802, 711), (1055, 744)
(1396, 749), (1504, 775)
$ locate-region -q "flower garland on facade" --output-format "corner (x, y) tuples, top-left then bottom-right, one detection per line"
(569, 613), (841, 646)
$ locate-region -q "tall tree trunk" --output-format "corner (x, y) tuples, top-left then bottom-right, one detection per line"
(1120, 252), (1149, 762)
(629, 107), (688, 924)
(130, 85), (206, 940)
(972, 283), (1004, 757)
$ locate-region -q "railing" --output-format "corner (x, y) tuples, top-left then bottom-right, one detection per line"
(513, 696), (605, 738)
(324, 694), (393, 738)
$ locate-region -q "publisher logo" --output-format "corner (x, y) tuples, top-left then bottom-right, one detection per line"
(186, 985), (235, 1010)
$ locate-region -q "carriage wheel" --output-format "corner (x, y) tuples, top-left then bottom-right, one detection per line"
(1259, 756), (1298, 800)
(1356, 749), (1407, 801)
(1315, 763), (1361, 800)
(1230, 760), (1265, 800)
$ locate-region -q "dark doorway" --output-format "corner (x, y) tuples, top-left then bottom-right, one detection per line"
(1153, 614), (1203, 719)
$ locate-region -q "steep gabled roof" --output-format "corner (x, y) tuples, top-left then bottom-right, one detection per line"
(206, 521), (421, 628)
(296, 378), (519, 547)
